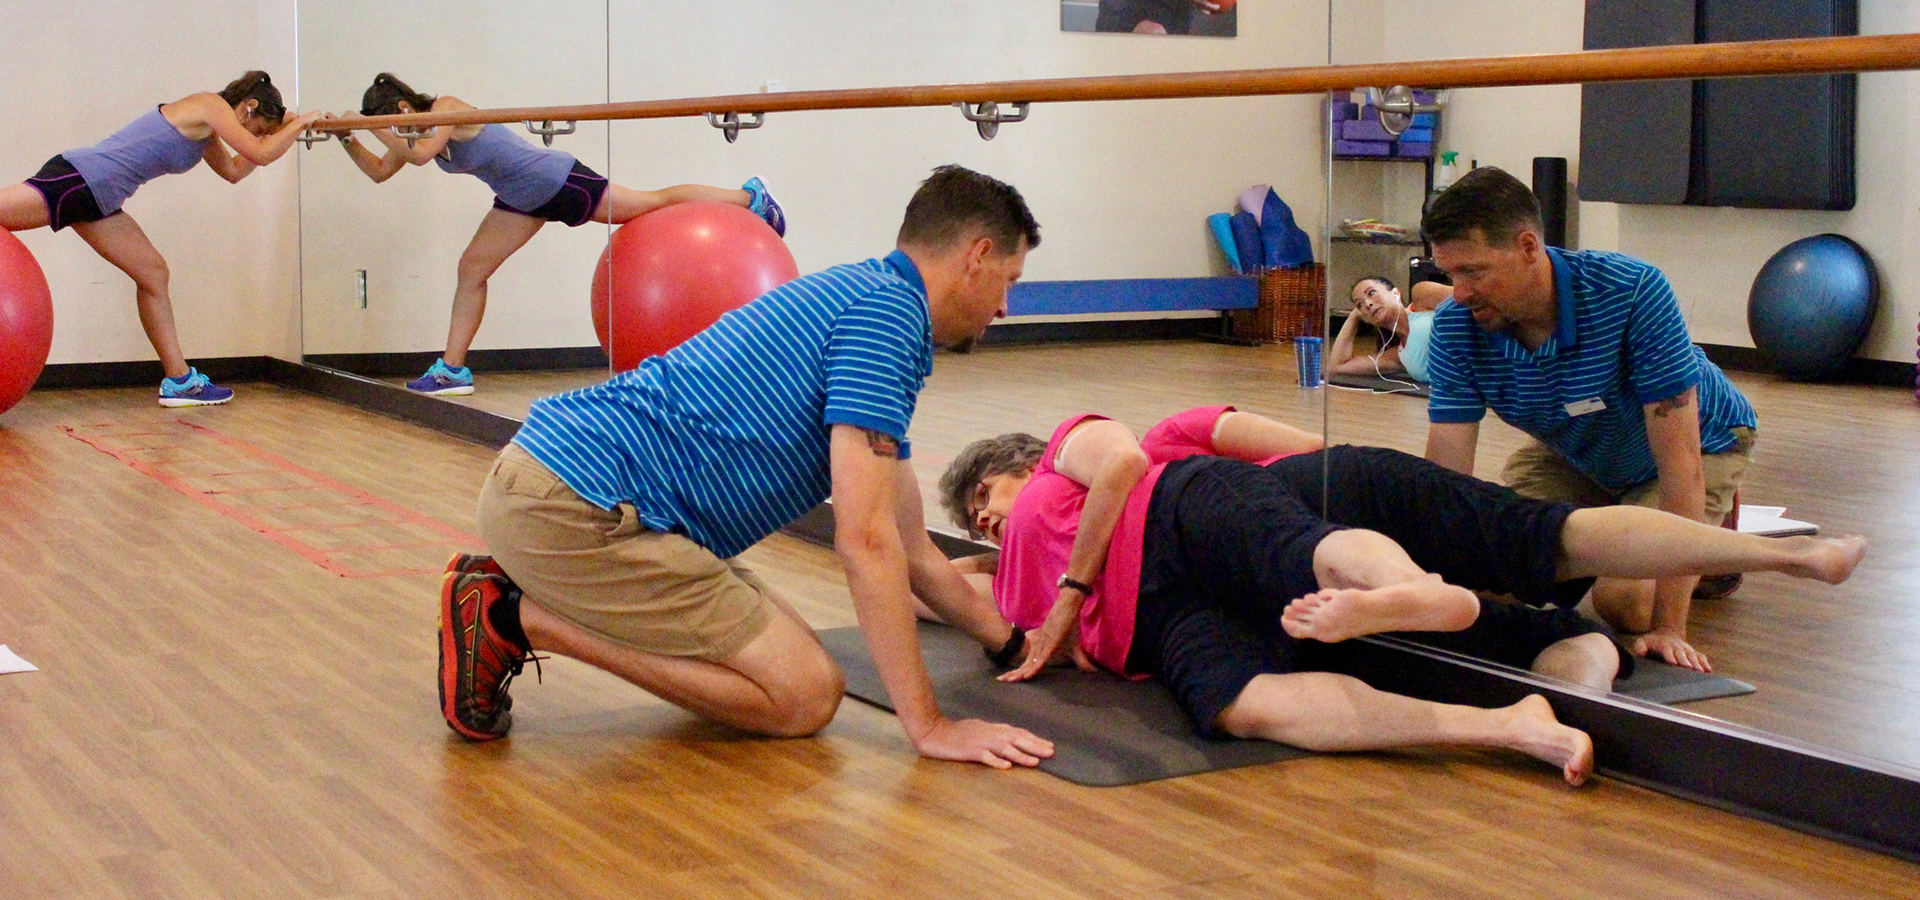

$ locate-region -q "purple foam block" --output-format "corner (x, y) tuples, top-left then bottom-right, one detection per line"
(1342, 118), (1396, 142)
(1334, 140), (1392, 157)
(1394, 141), (1434, 158)
(1326, 100), (1359, 122)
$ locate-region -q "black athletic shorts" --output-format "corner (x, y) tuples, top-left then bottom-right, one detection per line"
(493, 161), (608, 227)
(1264, 445), (1597, 608)
(1127, 454), (1625, 736)
(26, 155), (108, 232)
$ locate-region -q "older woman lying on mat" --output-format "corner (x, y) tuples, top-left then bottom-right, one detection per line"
(933, 406), (1867, 785)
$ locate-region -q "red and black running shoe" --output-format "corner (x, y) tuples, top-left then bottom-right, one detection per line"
(438, 553), (533, 741)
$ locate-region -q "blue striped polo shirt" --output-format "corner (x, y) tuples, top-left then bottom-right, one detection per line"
(513, 250), (935, 558)
(1426, 247), (1756, 492)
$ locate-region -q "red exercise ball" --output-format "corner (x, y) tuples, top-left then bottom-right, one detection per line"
(0, 230), (54, 417)
(1206, 0), (1236, 12)
(591, 201), (798, 372)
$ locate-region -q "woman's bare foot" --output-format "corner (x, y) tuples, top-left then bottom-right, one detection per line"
(1281, 574), (1479, 643)
(1777, 534), (1868, 584)
(1503, 694), (1594, 786)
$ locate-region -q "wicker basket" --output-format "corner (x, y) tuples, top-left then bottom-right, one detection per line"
(1231, 265), (1326, 343)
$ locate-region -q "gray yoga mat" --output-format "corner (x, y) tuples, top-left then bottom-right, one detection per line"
(1612, 657), (1756, 704)
(818, 623), (1309, 786)
(1328, 372), (1430, 397)
(823, 622), (1755, 785)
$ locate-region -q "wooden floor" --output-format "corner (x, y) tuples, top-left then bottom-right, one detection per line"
(1, 348), (1913, 897)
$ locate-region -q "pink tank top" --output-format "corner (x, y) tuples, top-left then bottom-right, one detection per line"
(993, 405), (1279, 675)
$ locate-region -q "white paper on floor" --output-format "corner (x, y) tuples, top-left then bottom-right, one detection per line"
(0, 645), (37, 674)
(1738, 505), (1820, 537)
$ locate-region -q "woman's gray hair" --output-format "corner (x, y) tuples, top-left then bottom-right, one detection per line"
(938, 432), (1047, 535)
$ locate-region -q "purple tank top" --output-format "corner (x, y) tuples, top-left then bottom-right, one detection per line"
(433, 124), (576, 211)
(63, 108), (210, 215)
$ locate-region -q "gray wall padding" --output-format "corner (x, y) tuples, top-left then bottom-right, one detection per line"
(1578, 0), (1856, 210)
(1580, 0), (1696, 204)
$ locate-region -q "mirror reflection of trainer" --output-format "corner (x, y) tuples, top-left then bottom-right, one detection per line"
(1420, 167), (1758, 674)
(440, 166), (1057, 770)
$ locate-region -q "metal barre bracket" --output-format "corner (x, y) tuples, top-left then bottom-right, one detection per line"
(295, 129), (331, 148)
(524, 120), (577, 146)
(955, 101), (1029, 140)
(704, 111), (765, 143)
(393, 124), (436, 148)
(1365, 86), (1444, 137)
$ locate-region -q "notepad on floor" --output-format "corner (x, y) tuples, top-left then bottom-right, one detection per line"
(1738, 505), (1819, 537)
(0, 645), (37, 674)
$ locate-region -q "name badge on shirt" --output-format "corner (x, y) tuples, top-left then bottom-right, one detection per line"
(1564, 397), (1607, 417)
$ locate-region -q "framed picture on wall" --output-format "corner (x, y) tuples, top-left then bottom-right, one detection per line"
(1062, 0), (1238, 36)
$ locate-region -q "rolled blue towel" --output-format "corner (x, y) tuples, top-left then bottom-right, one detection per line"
(1260, 188), (1315, 268)
(1229, 211), (1264, 274)
(1208, 213), (1242, 274)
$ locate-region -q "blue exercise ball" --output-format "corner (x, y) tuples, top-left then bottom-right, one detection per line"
(1747, 234), (1878, 380)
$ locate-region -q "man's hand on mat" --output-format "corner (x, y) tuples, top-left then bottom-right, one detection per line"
(1634, 629), (1712, 673)
(915, 717), (1055, 769)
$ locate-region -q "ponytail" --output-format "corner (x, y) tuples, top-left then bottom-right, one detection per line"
(219, 70), (286, 125)
(361, 73), (437, 117)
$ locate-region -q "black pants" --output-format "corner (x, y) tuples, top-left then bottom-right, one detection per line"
(1128, 454), (1621, 735)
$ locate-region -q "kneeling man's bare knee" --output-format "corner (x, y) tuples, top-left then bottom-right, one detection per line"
(763, 646), (843, 737)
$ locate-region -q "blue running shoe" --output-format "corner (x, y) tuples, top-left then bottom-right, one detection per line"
(407, 358), (475, 396)
(157, 368), (234, 407)
(743, 177), (786, 237)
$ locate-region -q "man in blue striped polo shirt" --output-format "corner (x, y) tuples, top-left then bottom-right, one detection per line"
(1421, 167), (1757, 674)
(438, 166), (1057, 770)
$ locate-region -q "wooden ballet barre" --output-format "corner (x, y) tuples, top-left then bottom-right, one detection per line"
(306, 32), (1920, 135)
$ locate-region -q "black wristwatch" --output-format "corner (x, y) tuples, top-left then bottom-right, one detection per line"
(1056, 574), (1094, 596)
(987, 626), (1026, 668)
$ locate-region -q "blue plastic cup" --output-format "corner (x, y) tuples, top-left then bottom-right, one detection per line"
(1294, 336), (1324, 388)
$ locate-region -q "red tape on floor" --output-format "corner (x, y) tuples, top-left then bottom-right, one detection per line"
(64, 419), (481, 578)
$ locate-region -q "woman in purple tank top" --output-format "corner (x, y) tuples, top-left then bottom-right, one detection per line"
(0, 72), (323, 407)
(331, 74), (789, 396)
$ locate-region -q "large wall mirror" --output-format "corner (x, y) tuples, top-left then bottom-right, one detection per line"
(1323, 0), (1920, 778)
(297, 0), (613, 420)
(288, 0), (1919, 791)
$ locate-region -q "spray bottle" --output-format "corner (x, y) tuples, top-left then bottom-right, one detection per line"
(1433, 151), (1460, 191)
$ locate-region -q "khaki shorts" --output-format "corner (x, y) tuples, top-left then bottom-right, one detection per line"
(476, 443), (774, 661)
(1502, 426), (1756, 523)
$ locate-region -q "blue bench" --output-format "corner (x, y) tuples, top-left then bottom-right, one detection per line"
(1006, 277), (1259, 343)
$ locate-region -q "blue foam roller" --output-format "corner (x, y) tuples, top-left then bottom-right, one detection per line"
(1208, 213), (1242, 274)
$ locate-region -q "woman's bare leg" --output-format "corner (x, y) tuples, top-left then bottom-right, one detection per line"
(593, 184), (751, 226)
(72, 214), (188, 378)
(1211, 410), (1325, 459)
(1281, 529), (1480, 642)
(0, 183), (52, 231)
(1557, 506), (1867, 584)
(444, 209), (545, 368)
(1215, 673), (1594, 786)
